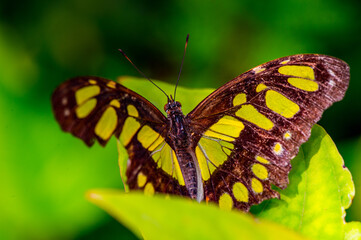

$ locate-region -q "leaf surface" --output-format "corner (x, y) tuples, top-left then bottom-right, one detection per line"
(87, 190), (307, 240)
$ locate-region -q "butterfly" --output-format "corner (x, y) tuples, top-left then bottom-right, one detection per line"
(52, 51), (349, 211)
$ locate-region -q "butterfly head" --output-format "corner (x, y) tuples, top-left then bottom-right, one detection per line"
(164, 98), (182, 115)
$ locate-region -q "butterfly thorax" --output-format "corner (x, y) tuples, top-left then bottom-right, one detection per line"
(164, 100), (204, 202)
(165, 101), (189, 147)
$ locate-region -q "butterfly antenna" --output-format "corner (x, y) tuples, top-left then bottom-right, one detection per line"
(118, 49), (170, 101)
(173, 34), (189, 101)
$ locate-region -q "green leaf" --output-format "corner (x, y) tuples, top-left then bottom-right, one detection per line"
(87, 190), (307, 240)
(345, 222), (361, 240)
(108, 77), (358, 240)
(252, 125), (355, 240)
(0, 86), (124, 239)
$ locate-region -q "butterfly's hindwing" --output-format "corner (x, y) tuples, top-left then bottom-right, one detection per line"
(125, 132), (188, 196)
(187, 54), (349, 211)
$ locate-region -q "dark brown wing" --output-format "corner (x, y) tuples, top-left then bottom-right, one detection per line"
(51, 76), (166, 146)
(186, 54), (350, 211)
(52, 76), (187, 196)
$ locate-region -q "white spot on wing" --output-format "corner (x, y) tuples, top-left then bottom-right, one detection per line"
(64, 109), (70, 116)
(283, 131), (292, 140)
(273, 142), (283, 155)
(327, 69), (336, 78)
(62, 97), (68, 105)
(253, 66), (265, 74)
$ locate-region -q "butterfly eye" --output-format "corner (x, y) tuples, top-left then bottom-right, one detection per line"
(164, 103), (169, 112)
(176, 101), (182, 108)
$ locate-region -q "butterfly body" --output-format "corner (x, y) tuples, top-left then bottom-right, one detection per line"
(165, 100), (204, 201)
(52, 54), (349, 211)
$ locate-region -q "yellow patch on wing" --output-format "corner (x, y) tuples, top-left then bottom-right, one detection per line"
(95, 107), (118, 140)
(236, 104), (274, 130)
(218, 193), (233, 210)
(256, 83), (268, 92)
(280, 59), (290, 64)
(232, 182), (248, 202)
(204, 116), (244, 142)
(196, 138), (233, 180)
(75, 85), (100, 105)
(287, 77), (319, 92)
(107, 81), (117, 89)
(88, 79), (97, 84)
(75, 98), (97, 118)
(172, 151), (185, 186)
(127, 104), (139, 117)
(137, 125), (164, 151)
(233, 93), (247, 106)
(137, 172), (147, 188)
(252, 164), (268, 180)
(203, 131), (234, 142)
(278, 65), (315, 80)
(251, 178), (263, 193)
(273, 142), (283, 155)
(256, 155), (270, 164)
(199, 138), (232, 166)
(283, 131), (292, 140)
(265, 90), (300, 118)
(195, 146), (211, 180)
(151, 142), (185, 186)
(119, 117), (140, 146)
(144, 182), (155, 196)
(110, 99), (121, 108)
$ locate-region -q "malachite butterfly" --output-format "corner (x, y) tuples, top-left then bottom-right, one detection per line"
(52, 52), (349, 211)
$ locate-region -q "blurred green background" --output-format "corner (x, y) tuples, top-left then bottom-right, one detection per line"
(1, 0), (360, 239)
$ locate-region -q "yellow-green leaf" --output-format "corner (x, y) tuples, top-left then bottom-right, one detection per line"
(251, 125), (355, 240)
(87, 190), (307, 240)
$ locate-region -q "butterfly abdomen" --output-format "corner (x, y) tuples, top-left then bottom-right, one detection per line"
(173, 149), (199, 199)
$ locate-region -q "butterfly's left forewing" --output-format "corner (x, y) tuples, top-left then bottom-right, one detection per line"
(52, 76), (167, 146)
(187, 54), (349, 211)
(52, 76), (187, 196)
